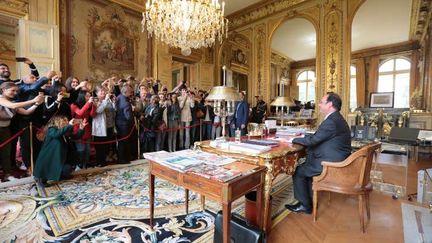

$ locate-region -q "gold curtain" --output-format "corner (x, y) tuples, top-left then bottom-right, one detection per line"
(367, 56), (380, 106)
(355, 59), (366, 108)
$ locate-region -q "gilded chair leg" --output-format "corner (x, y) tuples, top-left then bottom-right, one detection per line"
(358, 194), (365, 233)
(313, 190), (318, 222)
(365, 193), (370, 219)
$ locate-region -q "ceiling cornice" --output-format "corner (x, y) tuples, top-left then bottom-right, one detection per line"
(108, 0), (145, 12)
(0, 0), (28, 18)
(227, 0), (309, 30)
(409, 0), (432, 41)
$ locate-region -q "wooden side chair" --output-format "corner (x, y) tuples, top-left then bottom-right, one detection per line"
(312, 142), (381, 232)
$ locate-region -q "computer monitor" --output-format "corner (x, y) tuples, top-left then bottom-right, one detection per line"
(388, 127), (420, 145)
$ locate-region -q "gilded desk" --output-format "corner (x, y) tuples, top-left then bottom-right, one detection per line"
(195, 138), (304, 232)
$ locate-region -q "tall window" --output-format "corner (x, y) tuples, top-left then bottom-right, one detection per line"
(349, 65), (357, 111)
(297, 70), (315, 103)
(378, 58), (410, 108)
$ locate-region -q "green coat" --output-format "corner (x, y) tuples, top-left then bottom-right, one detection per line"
(33, 125), (83, 181)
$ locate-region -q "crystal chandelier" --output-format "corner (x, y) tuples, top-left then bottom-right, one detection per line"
(142, 0), (228, 56)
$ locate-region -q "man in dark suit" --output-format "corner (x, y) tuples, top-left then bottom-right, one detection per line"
(231, 91), (249, 136)
(286, 92), (351, 214)
(115, 85), (134, 163)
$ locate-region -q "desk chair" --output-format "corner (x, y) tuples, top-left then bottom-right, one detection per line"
(312, 143), (381, 232)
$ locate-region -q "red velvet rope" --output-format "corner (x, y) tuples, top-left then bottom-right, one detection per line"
(0, 127), (28, 149)
(0, 120), (225, 148)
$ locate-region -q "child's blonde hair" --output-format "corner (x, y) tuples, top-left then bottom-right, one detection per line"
(48, 115), (68, 128)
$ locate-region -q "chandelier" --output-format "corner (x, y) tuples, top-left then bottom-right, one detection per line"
(142, 0), (228, 56)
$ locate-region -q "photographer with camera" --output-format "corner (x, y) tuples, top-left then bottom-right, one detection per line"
(70, 91), (97, 169)
(92, 85), (116, 167)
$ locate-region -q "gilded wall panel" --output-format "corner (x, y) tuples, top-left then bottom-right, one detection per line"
(324, 9), (343, 94)
(28, 0), (59, 25)
(0, 33), (17, 80)
(199, 63), (215, 92)
(255, 24), (268, 100)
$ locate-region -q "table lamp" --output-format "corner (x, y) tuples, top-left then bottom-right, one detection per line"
(206, 86), (240, 140)
(270, 96), (295, 128)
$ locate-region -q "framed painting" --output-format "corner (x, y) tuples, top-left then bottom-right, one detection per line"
(89, 23), (137, 72)
(369, 92), (394, 108)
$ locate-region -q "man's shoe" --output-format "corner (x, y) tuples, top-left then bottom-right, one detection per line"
(285, 203), (312, 214)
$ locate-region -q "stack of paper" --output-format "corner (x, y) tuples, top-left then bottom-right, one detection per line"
(187, 164), (241, 182)
(143, 150), (238, 171)
(276, 127), (306, 136)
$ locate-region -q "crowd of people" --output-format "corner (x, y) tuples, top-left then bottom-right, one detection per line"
(0, 59), (268, 185)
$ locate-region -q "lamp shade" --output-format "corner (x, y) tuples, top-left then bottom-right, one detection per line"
(205, 86), (241, 101)
(270, 96), (295, 107)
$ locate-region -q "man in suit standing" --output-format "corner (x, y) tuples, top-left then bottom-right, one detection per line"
(231, 91), (249, 136)
(115, 85), (135, 163)
(286, 92), (351, 214)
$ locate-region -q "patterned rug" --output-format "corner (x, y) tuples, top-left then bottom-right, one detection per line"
(0, 160), (294, 242)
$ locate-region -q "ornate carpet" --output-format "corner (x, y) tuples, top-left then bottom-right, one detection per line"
(0, 160), (294, 242)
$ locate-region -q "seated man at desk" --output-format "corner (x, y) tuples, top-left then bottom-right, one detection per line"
(286, 92), (351, 214)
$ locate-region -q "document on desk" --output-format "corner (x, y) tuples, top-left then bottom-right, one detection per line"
(268, 134), (305, 143)
(418, 130), (432, 141)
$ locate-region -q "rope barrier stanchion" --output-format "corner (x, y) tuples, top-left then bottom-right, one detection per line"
(29, 122), (34, 174)
(136, 117), (140, 160)
(199, 119), (202, 141)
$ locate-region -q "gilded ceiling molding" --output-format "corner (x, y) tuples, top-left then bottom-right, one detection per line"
(271, 50), (292, 66)
(108, 0), (145, 12)
(0, 0), (28, 18)
(409, 0), (432, 41)
(228, 0), (308, 30)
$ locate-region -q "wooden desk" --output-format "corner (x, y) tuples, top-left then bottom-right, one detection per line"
(195, 138), (304, 232)
(148, 160), (266, 243)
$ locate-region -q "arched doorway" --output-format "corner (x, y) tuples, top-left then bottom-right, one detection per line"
(268, 17), (318, 108)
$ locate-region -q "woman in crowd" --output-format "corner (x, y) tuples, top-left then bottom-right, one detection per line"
(42, 84), (69, 123)
(65, 76), (88, 103)
(0, 82), (44, 181)
(33, 116), (86, 186)
(70, 90), (96, 169)
(157, 92), (168, 151)
(92, 85), (116, 167)
(166, 93), (180, 152)
(203, 100), (215, 140)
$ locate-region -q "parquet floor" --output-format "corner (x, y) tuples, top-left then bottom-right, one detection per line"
(268, 153), (432, 243)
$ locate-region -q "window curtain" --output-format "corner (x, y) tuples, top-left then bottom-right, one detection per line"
(367, 56), (380, 106)
(355, 59), (366, 108)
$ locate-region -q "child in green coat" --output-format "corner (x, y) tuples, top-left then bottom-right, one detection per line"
(33, 116), (87, 187)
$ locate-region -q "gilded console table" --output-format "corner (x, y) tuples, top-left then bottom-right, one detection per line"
(195, 139), (304, 232)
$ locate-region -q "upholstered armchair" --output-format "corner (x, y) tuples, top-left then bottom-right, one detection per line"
(312, 143), (381, 232)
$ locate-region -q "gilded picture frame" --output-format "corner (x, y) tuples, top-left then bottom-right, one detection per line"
(369, 92), (394, 108)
